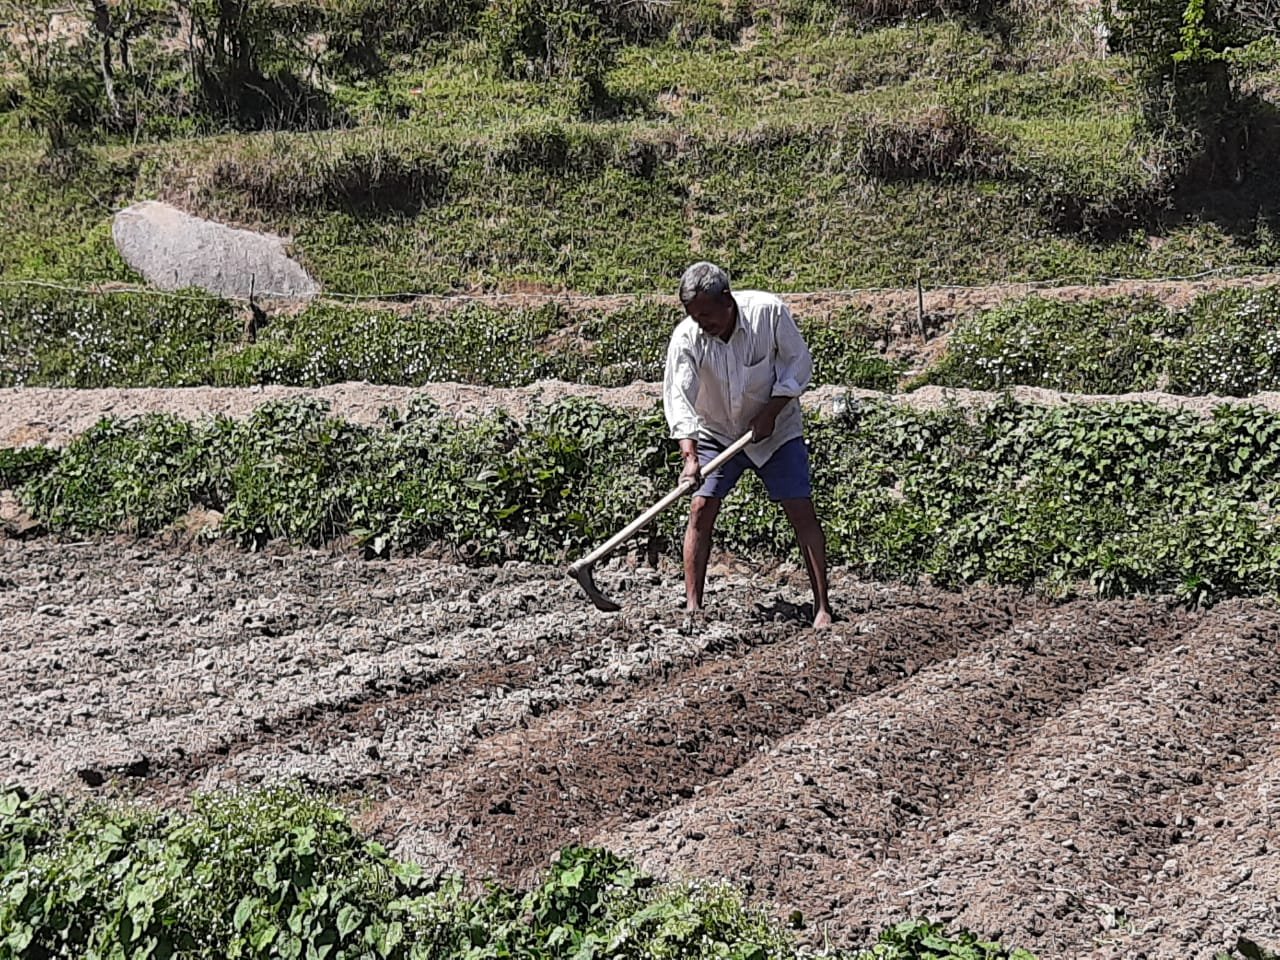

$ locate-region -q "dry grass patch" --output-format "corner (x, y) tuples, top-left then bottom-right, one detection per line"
(857, 105), (1010, 180)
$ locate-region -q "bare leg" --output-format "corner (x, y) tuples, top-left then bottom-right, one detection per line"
(781, 498), (833, 629)
(683, 495), (721, 611)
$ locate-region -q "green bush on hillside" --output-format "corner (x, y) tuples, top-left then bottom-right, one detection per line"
(0, 286), (240, 388)
(481, 0), (616, 110)
(1163, 287), (1280, 395)
(327, 0), (488, 74)
(0, 287), (900, 391)
(926, 295), (1174, 391)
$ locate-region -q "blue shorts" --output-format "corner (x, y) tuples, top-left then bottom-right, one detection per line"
(695, 436), (812, 502)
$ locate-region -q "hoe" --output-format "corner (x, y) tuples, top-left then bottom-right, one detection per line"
(568, 431), (753, 611)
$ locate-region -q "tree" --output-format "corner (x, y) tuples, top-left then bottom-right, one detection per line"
(1104, 0), (1280, 185)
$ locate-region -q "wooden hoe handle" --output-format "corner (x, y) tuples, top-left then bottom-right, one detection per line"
(568, 431), (754, 611)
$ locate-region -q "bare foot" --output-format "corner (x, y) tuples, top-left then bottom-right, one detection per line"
(813, 609), (833, 630)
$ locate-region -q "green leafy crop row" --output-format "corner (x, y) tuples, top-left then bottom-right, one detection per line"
(926, 286), (1280, 396)
(10, 395), (1280, 603)
(0, 287), (900, 391)
(0, 785), (1033, 960)
(11, 283), (1280, 397)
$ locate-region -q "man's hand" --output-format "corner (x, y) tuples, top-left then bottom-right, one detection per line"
(750, 409), (777, 442)
(750, 397), (793, 442)
(680, 457), (702, 489)
(678, 438), (701, 493)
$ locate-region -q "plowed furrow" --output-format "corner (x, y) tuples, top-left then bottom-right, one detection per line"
(373, 592), (1033, 879)
(593, 598), (1195, 942)
(832, 603), (1280, 960)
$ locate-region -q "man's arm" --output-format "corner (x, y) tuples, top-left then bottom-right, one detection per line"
(749, 395), (793, 442)
(664, 326), (702, 486)
(753, 301), (812, 441)
(678, 437), (701, 486)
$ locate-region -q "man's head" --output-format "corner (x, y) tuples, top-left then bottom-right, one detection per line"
(678, 261), (735, 340)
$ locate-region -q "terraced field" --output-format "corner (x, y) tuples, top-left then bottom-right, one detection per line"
(3, 380), (1279, 958)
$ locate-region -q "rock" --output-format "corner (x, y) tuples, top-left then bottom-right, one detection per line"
(0, 491), (43, 539)
(112, 201), (320, 301)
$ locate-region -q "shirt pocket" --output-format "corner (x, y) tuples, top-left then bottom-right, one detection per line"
(742, 357), (775, 408)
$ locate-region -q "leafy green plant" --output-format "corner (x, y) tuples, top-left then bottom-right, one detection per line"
(0, 448), (59, 489)
(0, 785), (434, 959)
(858, 918), (1037, 959)
(927, 285), (1280, 397)
(16, 395), (1280, 601)
(0, 286), (240, 389)
(0, 287), (901, 391)
(0, 785), (1031, 960)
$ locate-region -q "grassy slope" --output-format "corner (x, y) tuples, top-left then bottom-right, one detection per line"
(0, 16), (1277, 295)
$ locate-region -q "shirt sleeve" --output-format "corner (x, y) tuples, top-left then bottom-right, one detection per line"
(663, 326), (700, 440)
(771, 301), (812, 398)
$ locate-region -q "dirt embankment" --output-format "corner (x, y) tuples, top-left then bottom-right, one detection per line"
(7, 382), (1280, 450)
(2, 540), (1277, 960)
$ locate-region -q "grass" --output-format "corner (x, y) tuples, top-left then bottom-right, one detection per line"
(0, 15), (1275, 296)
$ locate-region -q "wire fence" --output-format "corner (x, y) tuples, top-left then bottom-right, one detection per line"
(0, 264), (1276, 308)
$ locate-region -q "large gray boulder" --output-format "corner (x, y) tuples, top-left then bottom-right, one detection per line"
(112, 201), (320, 300)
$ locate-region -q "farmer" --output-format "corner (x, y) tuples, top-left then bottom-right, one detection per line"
(663, 261), (834, 629)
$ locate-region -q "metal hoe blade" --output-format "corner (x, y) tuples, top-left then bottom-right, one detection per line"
(568, 560), (622, 613)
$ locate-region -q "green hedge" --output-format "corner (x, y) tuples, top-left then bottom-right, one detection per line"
(12, 284), (1280, 396)
(10, 396), (1280, 603)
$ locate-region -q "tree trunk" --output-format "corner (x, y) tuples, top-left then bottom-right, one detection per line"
(89, 0), (120, 120)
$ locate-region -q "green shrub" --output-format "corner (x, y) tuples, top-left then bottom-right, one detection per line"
(0, 785), (433, 959)
(0, 286), (240, 388)
(20, 415), (212, 536)
(0, 288), (900, 391)
(1163, 287), (1280, 396)
(0, 447), (59, 489)
(926, 295), (1173, 392)
(927, 285), (1280, 397)
(480, 0), (616, 109)
(327, 0), (488, 75)
(862, 918), (1037, 959)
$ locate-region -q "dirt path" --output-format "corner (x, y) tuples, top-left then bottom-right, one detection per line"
(2, 540), (1276, 959)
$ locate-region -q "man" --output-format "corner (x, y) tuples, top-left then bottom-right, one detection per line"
(663, 261), (834, 630)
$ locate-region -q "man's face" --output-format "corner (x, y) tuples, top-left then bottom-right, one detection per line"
(686, 290), (735, 340)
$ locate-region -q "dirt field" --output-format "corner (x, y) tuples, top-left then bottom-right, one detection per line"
(4, 275), (1280, 958)
(2, 536), (1277, 960)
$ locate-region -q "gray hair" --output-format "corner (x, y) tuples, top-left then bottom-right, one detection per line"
(678, 262), (731, 307)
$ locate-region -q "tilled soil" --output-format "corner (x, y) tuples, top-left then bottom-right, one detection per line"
(2, 539), (1277, 960)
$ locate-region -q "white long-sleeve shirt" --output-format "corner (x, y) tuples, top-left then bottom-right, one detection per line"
(663, 290), (813, 468)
